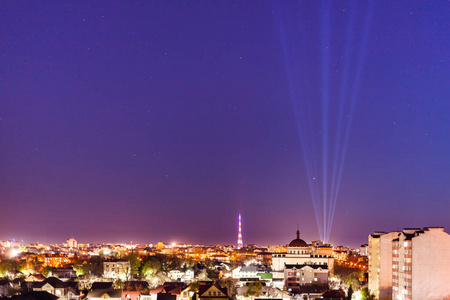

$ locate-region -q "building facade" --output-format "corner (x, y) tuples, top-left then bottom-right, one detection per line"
(284, 264), (328, 292)
(271, 230), (333, 290)
(103, 260), (131, 280)
(369, 227), (450, 300)
(368, 231), (399, 300)
(392, 227), (450, 300)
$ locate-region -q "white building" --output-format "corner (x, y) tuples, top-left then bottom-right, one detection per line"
(67, 238), (78, 248)
(103, 260), (130, 280)
(168, 268), (194, 282)
(232, 265), (258, 279)
(284, 264), (328, 292)
(368, 231), (399, 300)
(360, 244), (368, 256)
(271, 230), (333, 289)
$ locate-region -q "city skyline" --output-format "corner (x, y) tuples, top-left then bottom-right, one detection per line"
(1, 1), (449, 247)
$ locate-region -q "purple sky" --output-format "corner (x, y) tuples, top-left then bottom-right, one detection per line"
(1, 1), (449, 247)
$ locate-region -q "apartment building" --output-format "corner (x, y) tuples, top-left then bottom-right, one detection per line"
(369, 227), (450, 300)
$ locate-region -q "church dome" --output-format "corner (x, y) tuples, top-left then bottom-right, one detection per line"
(289, 230), (308, 247)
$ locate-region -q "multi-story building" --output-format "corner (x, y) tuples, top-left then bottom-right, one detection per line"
(284, 264), (328, 292)
(271, 230), (333, 290)
(103, 260), (131, 280)
(360, 244), (368, 256)
(67, 238), (78, 248)
(368, 231), (399, 300)
(392, 227), (450, 300)
(42, 254), (76, 268)
(369, 227), (450, 300)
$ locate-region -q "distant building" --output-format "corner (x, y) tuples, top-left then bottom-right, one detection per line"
(156, 242), (165, 251)
(332, 245), (349, 262)
(67, 238), (77, 249)
(360, 244), (368, 256)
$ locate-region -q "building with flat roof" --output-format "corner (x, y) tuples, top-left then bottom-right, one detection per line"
(368, 231), (399, 300)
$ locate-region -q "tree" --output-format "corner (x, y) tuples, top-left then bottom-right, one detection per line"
(188, 281), (200, 293)
(219, 278), (236, 299)
(73, 259), (88, 276)
(0, 260), (15, 277)
(115, 278), (124, 289)
(197, 269), (210, 281)
(141, 257), (161, 278)
(347, 285), (353, 300)
(359, 287), (375, 300)
(42, 266), (53, 277)
(245, 281), (263, 299)
(86, 256), (105, 276)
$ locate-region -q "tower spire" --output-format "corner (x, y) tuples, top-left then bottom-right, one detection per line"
(237, 214), (243, 249)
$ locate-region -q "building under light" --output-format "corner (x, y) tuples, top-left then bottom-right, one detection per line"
(271, 230), (334, 292)
(368, 227), (450, 300)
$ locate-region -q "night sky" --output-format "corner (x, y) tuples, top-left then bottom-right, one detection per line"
(1, 1), (449, 247)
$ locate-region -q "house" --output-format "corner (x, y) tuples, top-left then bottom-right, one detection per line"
(197, 284), (231, 300)
(180, 285), (194, 300)
(86, 289), (123, 300)
(232, 266), (258, 280)
(103, 260), (131, 281)
(167, 269), (194, 283)
(121, 291), (140, 300)
(0, 279), (11, 296)
(32, 277), (79, 300)
(52, 268), (76, 279)
(10, 291), (59, 300)
(168, 270), (183, 281)
(149, 284), (184, 300)
(182, 269), (194, 283)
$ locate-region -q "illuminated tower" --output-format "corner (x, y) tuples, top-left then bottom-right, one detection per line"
(237, 214), (243, 248)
